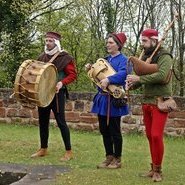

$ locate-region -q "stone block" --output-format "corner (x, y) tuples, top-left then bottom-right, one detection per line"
(11, 117), (23, 124)
(76, 123), (94, 131)
(65, 111), (80, 122)
(168, 111), (185, 119)
(173, 118), (185, 128)
(122, 115), (137, 124)
(122, 124), (139, 134)
(32, 109), (39, 119)
(0, 117), (11, 123)
(0, 107), (6, 117)
(131, 105), (143, 115)
(80, 114), (98, 124)
(166, 119), (175, 127)
(29, 118), (39, 126)
(84, 101), (93, 113)
(19, 109), (31, 118)
(74, 100), (84, 111)
(65, 101), (73, 111)
(7, 108), (18, 117)
(122, 115), (131, 123)
(176, 128), (185, 136)
(0, 99), (3, 107)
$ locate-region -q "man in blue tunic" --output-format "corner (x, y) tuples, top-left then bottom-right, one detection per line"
(86, 32), (130, 169)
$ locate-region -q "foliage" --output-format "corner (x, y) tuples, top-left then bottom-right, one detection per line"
(0, 66), (11, 88)
(0, 0), (184, 95)
(0, 0), (34, 86)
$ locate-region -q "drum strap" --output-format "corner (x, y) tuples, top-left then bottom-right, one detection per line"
(48, 51), (61, 63)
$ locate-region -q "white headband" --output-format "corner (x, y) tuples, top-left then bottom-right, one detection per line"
(54, 39), (62, 52)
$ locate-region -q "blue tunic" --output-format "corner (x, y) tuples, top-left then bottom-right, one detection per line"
(91, 53), (130, 117)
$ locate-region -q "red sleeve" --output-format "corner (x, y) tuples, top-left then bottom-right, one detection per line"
(61, 61), (77, 85)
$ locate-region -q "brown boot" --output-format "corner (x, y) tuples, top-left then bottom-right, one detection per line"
(140, 163), (154, 178)
(60, 150), (73, 161)
(152, 165), (162, 182)
(97, 155), (114, 169)
(107, 157), (121, 169)
(31, 148), (47, 158)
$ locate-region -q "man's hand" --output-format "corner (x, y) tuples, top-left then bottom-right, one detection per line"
(126, 75), (140, 89)
(85, 63), (92, 71)
(56, 81), (63, 93)
(100, 78), (109, 90)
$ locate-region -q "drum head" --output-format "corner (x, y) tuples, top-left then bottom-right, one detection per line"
(37, 64), (57, 107)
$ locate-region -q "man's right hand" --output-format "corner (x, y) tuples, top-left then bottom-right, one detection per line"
(85, 63), (92, 71)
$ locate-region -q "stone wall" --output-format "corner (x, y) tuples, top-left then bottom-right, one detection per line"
(0, 88), (185, 137)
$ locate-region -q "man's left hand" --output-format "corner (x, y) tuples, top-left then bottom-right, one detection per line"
(56, 81), (63, 93)
(126, 75), (140, 89)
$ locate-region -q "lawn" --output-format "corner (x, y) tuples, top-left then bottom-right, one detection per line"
(0, 123), (185, 185)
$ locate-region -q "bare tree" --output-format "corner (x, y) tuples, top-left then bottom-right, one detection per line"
(29, 0), (74, 22)
(171, 0), (185, 96)
(124, 0), (149, 55)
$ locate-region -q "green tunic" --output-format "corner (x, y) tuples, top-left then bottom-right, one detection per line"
(139, 48), (173, 104)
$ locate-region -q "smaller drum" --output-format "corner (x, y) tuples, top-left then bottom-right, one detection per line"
(14, 60), (57, 107)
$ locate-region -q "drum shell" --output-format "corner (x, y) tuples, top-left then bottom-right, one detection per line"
(14, 60), (57, 107)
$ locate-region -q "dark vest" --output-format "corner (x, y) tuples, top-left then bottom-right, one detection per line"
(38, 51), (74, 71)
(38, 51), (74, 81)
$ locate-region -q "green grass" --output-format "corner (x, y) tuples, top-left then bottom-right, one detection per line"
(0, 123), (185, 185)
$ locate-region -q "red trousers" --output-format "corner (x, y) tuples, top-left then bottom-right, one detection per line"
(142, 104), (168, 166)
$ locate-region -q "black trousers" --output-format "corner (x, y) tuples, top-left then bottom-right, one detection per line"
(98, 115), (122, 158)
(38, 89), (71, 150)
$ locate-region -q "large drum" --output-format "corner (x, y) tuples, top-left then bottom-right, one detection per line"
(14, 60), (57, 107)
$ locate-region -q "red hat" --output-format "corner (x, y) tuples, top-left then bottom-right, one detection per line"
(141, 29), (158, 40)
(45, 31), (61, 40)
(108, 32), (127, 49)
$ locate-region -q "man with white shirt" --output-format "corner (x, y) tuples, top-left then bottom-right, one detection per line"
(31, 31), (77, 161)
